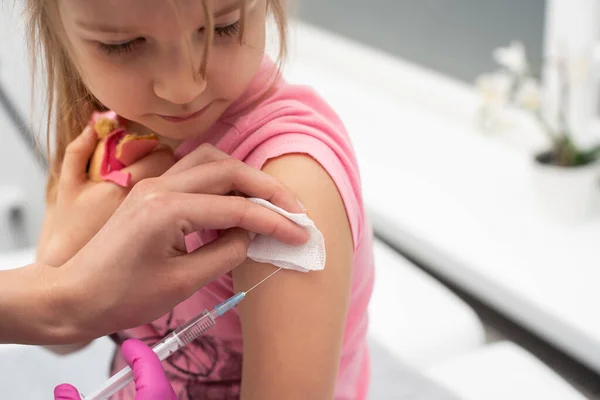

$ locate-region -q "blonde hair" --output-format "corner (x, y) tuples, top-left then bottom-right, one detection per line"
(25, 0), (288, 201)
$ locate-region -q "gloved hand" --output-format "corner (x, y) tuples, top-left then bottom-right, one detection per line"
(54, 339), (176, 400)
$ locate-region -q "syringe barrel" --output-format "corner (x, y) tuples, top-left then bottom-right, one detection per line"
(173, 310), (216, 346)
(153, 331), (185, 361)
(83, 330), (187, 400)
(83, 310), (218, 399)
(82, 365), (133, 400)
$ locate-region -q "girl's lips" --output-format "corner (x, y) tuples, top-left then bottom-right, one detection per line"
(157, 104), (210, 123)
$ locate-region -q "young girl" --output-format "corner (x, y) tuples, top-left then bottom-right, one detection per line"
(29, 0), (375, 399)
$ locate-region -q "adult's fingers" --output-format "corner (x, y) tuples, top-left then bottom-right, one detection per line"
(60, 126), (98, 190)
(163, 143), (229, 176)
(126, 189), (308, 245)
(121, 339), (177, 400)
(174, 228), (252, 290)
(160, 159), (304, 214)
(163, 144), (304, 213)
(162, 192), (308, 245)
(122, 148), (176, 185)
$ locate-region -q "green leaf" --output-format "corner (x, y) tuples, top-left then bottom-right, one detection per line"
(589, 144), (600, 157)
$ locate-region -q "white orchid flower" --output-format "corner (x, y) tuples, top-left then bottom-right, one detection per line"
(516, 78), (542, 112)
(493, 41), (528, 75)
(475, 71), (513, 107)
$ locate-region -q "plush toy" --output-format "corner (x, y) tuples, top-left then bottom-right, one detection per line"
(88, 111), (160, 187)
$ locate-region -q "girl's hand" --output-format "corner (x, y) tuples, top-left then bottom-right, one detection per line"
(54, 339), (176, 400)
(37, 126), (175, 267)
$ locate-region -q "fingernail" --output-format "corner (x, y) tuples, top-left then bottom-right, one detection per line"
(297, 200), (307, 212)
(248, 231), (257, 240)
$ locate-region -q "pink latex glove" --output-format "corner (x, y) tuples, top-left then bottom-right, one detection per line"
(54, 339), (176, 400)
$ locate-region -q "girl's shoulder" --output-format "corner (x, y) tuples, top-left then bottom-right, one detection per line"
(227, 80), (347, 140)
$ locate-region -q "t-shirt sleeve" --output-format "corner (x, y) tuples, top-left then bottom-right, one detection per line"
(243, 132), (364, 249)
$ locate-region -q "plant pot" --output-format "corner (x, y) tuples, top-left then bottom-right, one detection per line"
(530, 151), (600, 223)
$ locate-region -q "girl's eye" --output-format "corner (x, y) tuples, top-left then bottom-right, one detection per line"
(213, 20), (241, 38)
(97, 20), (241, 56)
(98, 38), (145, 56)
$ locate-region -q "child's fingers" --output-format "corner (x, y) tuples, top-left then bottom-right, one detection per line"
(60, 126), (98, 189)
(163, 143), (229, 176)
(122, 148), (176, 185)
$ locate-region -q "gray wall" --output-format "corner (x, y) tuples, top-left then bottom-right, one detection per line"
(298, 0), (547, 83)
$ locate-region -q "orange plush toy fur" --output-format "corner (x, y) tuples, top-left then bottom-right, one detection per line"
(88, 111), (160, 187)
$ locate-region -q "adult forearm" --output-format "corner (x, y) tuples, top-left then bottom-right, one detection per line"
(0, 263), (79, 345)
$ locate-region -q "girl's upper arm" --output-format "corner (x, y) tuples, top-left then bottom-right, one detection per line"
(232, 153), (354, 400)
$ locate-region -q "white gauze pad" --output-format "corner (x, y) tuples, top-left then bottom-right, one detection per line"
(246, 198), (326, 272)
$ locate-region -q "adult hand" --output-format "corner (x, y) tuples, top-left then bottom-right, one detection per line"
(54, 339), (176, 400)
(1, 137), (308, 345)
(49, 143), (308, 343)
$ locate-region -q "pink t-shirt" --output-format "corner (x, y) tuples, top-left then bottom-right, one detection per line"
(109, 57), (375, 400)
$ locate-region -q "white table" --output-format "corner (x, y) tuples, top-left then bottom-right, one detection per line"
(282, 23), (600, 374)
(426, 341), (589, 400)
(369, 240), (484, 368)
(358, 126), (600, 373)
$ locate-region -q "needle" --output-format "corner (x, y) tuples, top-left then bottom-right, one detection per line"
(245, 267), (283, 294)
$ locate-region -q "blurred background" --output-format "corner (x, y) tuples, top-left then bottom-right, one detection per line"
(1, 1), (599, 399)
(298, 0), (546, 83)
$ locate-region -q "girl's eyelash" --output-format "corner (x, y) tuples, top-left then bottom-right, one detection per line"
(98, 20), (241, 56)
(213, 20), (241, 37)
(98, 39), (144, 56)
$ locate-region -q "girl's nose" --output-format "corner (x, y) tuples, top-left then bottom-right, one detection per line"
(153, 50), (207, 105)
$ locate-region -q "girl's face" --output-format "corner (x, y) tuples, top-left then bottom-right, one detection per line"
(59, 0), (266, 141)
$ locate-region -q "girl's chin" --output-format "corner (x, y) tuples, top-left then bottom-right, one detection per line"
(157, 136), (184, 151)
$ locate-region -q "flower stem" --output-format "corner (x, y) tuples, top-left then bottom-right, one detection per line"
(556, 57), (571, 142)
(534, 110), (558, 145)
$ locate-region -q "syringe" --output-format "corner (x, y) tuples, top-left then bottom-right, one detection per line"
(83, 267), (282, 400)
